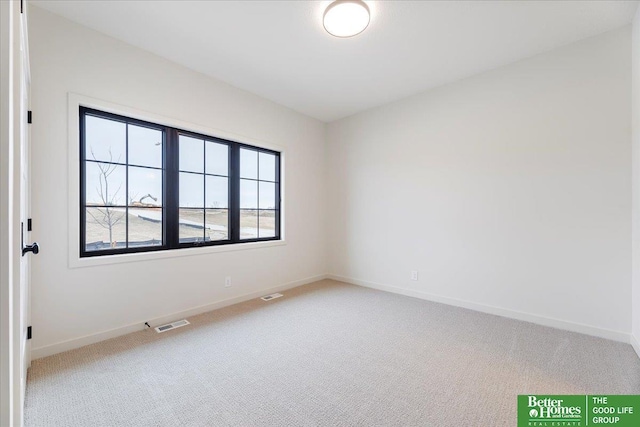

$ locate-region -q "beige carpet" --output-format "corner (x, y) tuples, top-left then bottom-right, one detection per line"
(25, 279), (640, 426)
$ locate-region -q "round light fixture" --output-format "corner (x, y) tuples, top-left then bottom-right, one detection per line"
(323, 0), (370, 38)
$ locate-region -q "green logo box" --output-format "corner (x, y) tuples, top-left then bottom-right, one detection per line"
(518, 395), (640, 427)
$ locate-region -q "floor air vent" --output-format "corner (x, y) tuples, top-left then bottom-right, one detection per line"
(154, 319), (190, 333)
(260, 293), (283, 301)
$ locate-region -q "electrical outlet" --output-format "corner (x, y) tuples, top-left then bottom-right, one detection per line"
(411, 271), (419, 281)
(225, 276), (232, 287)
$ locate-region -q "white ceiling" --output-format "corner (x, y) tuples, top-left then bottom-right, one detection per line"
(32, 1), (639, 122)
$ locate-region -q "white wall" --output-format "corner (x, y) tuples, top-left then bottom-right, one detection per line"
(327, 27), (632, 341)
(632, 7), (640, 356)
(28, 3), (636, 358)
(28, 6), (327, 357)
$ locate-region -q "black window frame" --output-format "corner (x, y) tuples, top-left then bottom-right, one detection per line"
(80, 107), (281, 258)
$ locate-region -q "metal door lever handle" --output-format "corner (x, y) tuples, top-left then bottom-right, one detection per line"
(22, 242), (39, 256)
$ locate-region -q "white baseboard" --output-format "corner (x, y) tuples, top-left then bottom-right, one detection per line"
(632, 334), (640, 360)
(33, 273), (633, 359)
(328, 274), (631, 343)
(32, 274), (328, 360)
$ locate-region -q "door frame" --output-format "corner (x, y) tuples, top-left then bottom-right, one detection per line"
(0, 0), (15, 423)
(17, 0), (31, 415)
(1, 0), (30, 425)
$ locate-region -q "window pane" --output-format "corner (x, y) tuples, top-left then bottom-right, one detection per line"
(259, 181), (276, 209)
(179, 135), (204, 173)
(128, 208), (162, 248)
(240, 209), (258, 239)
(259, 152), (276, 182)
(85, 207), (126, 251)
(128, 125), (162, 168)
(206, 141), (228, 176)
(179, 172), (204, 208)
(129, 166), (162, 207)
(240, 148), (257, 179)
(206, 209), (228, 241)
(85, 115), (126, 164)
(259, 210), (276, 238)
(179, 208), (204, 243)
(85, 162), (126, 206)
(240, 179), (257, 209)
(206, 176), (228, 209)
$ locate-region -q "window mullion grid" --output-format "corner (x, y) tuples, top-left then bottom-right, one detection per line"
(161, 128), (167, 250)
(166, 128), (180, 250)
(257, 152), (260, 239)
(125, 123), (129, 249)
(275, 154), (281, 238)
(230, 144), (240, 243)
(85, 159), (127, 168)
(202, 140), (206, 243)
(80, 109), (86, 255)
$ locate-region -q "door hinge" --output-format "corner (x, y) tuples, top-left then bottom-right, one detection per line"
(27, 218), (32, 231)
(27, 326), (32, 340)
(27, 110), (32, 124)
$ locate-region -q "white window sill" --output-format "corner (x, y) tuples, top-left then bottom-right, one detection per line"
(69, 239), (286, 269)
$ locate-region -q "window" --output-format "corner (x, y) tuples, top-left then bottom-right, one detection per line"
(178, 135), (230, 244)
(80, 107), (281, 257)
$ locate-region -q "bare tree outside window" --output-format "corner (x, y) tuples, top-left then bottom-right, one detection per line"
(86, 148), (125, 248)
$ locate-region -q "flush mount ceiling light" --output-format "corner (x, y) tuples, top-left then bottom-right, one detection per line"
(323, 0), (370, 38)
